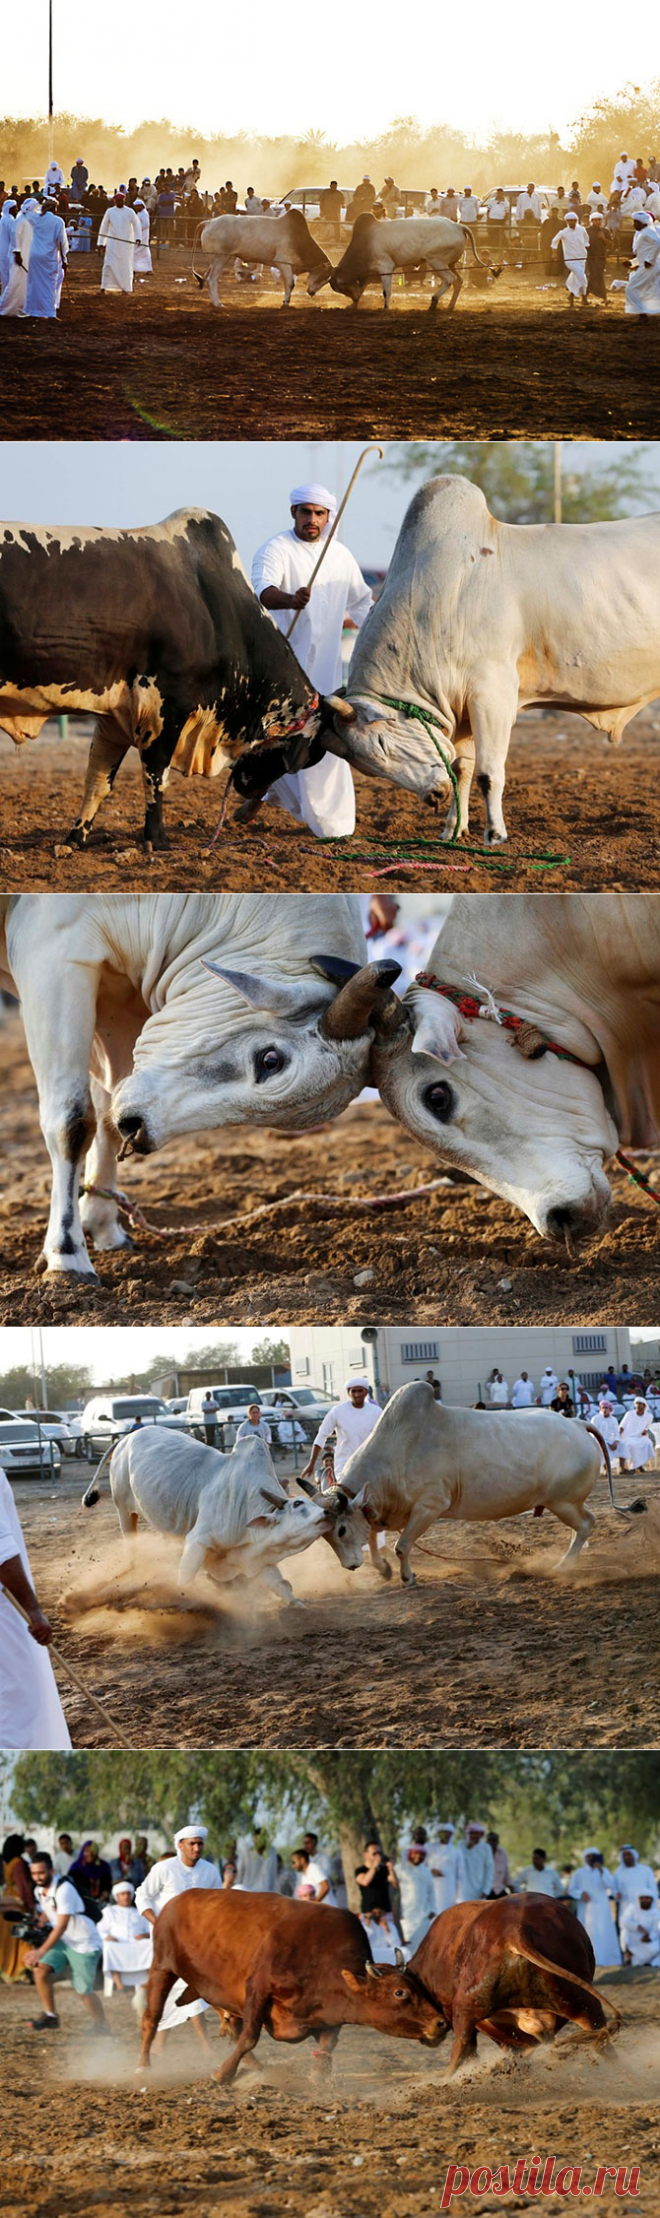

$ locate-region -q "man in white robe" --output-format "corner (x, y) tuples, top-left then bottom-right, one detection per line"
(567, 1850), (622, 1966)
(0, 1465), (71, 1749)
(612, 1846), (658, 1911)
(236, 1833), (279, 1891)
(514, 1847), (564, 1897)
(511, 1372), (535, 1408)
(620, 1894), (660, 1966)
(398, 1846), (436, 1953)
(251, 483), (373, 838)
(98, 1882), (152, 1992)
(135, 1825), (221, 2044)
(426, 1824), (465, 1913)
(540, 1367), (559, 1405)
(552, 210), (588, 302)
(595, 1398), (620, 1454)
(625, 216), (660, 315)
(612, 153), (637, 193)
(617, 1399), (655, 1467)
(0, 198), (17, 291)
(98, 189), (141, 293)
(302, 1378), (381, 1486)
(457, 1823), (495, 1902)
(44, 160), (65, 195)
(487, 1370), (509, 1406)
(23, 200), (68, 316)
(132, 198), (152, 275)
(0, 199), (39, 316)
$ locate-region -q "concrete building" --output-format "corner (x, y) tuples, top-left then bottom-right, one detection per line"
(287, 1326), (633, 1407)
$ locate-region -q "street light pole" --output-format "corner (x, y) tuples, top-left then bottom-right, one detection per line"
(553, 442), (562, 524)
(48, 1), (54, 165)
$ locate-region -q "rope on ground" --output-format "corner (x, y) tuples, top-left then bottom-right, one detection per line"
(616, 1148), (660, 1211)
(81, 1175), (454, 1242)
(214, 830), (571, 876)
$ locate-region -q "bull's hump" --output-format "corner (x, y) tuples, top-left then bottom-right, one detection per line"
(0, 509), (225, 560)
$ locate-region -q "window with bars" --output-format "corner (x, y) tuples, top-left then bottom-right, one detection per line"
(401, 1342), (440, 1363)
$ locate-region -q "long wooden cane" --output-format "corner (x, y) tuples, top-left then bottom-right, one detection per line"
(2, 1585), (129, 1747)
(285, 443), (384, 641)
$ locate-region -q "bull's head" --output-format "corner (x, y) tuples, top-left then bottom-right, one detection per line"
(111, 954), (403, 1157)
(370, 986), (617, 1244)
(178, 1493), (330, 1588)
(306, 252), (334, 296)
(318, 693), (457, 805)
(301, 1483), (370, 1569)
(340, 1959), (446, 2046)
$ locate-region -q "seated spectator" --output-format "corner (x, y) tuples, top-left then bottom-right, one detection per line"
(97, 1882), (152, 1992)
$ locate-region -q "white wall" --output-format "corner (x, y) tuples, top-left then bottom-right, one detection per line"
(287, 1326), (632, 1405)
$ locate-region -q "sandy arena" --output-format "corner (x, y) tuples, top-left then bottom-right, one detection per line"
(0, 250), (658, 442)
(1, 1013), (659, 1330)
(12, 1462), (660, 1748)
(2, 1973), (658, 2218)
(1, 708), (659, 894)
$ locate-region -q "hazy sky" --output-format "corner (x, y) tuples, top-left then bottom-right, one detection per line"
(2, 443), (657, 572)
(4, 1325), (270, 1383)
(6, 0), (660, 147)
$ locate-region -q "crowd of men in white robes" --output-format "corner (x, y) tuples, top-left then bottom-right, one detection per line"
(3, 1818), (658, 2040)
(482, 1364), (660, 1471)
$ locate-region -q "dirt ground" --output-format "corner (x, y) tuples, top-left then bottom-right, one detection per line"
(14, 1463), (660, 1749)
(2, 708), (659, 894)
(1, 1014), (659, 1329)
(2, 1976), (658, 2218)
(0, 249), (657, 441)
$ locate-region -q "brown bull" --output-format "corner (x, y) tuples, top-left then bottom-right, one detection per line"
(139, 1889), (445, 2084)
(409, 1894), (621, 2074)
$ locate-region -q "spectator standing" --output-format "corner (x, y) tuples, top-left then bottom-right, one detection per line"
(457, 1822), (495, 1901)
(487, 1831), (512, 1895)
(514, 1847), (564, 1897)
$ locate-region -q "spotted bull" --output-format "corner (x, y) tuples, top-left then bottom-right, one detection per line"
(0, 891), (401, 1276)
(0, 507), (352, 849)
(139, 1890), (445, 2084)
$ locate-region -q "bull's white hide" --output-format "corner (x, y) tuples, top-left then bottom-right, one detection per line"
(108, 1425), (327, 1595)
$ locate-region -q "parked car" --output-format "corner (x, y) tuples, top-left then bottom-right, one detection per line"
(0, 1418), (62, 1480)
(80, 1394), (188, 1460)
(0, 1406), (72, 1450)
(261, 1388), (333, 1427)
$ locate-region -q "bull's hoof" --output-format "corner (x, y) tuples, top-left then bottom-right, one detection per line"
(483, 829), (508, 847)
(67, 824), (89, 848)
(378, 1557), (393, 1581)
(143, 831), (168, 853)
(428, 295), (439, 313)
(400, 1569), (417, 1588)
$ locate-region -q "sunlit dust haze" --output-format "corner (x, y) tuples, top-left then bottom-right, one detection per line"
(4, 0), (660, 149)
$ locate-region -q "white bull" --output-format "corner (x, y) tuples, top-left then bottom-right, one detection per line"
(309, 214), (492, 309)
(196, 211), (332, 307)
(335, 1380), (619, 1585)
(372, 891), (660, 1243)
(0, 891), (401, 1277)
(326, 475), (660, 845)
(82, 1428), (364, 1604)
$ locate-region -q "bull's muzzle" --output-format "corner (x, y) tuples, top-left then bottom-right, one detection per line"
(116, 1112), (153, 1158)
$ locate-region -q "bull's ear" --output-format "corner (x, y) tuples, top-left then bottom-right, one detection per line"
(341, 1968), (363, 1992)
(410, 987), (466, 1065)
(200, 959), (310, 1016)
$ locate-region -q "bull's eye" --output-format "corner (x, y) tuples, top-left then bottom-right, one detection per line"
(394, 1988), (409, 2001)
(422, 1080), (455, 1123)
(337, 1522), (346, 1537)
(255, 1046), (285, 1083)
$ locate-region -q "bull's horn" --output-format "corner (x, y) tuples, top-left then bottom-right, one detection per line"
(395, 1948), (405, 1969)
(365, 1960), (383, 1981)
(326, 694), (357, 722)
(319, 959), (403, 1042)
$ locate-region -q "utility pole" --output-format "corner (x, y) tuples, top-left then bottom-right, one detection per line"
(553, 442), (562, 524)
(48, 1), (54, 165)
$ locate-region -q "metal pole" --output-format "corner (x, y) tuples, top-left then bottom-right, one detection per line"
(39, 1327), (48, 1409)
(553, 442), (562, 524)
(48, 1), (54, 166)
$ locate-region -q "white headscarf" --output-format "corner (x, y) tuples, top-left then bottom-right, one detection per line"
(345, 1375), (371, 1392)
(174, 1825), (208, 1848)
(112, 1879), (135, 1900)
(289, 483), (338, 523)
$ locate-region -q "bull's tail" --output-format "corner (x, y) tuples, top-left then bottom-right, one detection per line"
(81, 1440), (116, 1510)
(191, 221), (208, 289)
(461, 223), (490, 270)
(509, 1939), (621, 2035)
(584, 1423), (647, 1516)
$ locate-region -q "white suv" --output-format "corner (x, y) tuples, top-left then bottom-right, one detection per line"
(186, 1384), (264, 1440)
(80, 1394), (188, 1460)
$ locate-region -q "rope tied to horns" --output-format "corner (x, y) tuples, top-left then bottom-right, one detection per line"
(415, 976), (660, 1213)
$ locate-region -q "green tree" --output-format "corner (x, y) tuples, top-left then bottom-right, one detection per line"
(250, 1338), (290, 1368)
(0, 1362), (93, 1410)
(385, 440), (660, 523)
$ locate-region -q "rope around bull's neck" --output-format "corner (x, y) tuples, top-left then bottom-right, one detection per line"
(368, 694), (462, 842)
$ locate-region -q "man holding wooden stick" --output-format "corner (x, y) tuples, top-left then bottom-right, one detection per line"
(251, 480), (373, 837)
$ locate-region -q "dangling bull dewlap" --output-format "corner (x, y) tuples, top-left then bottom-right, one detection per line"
(0, 890), (402, 1277)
